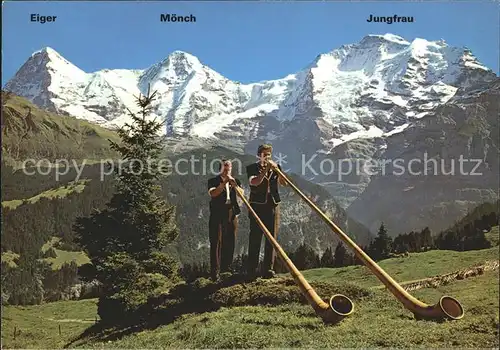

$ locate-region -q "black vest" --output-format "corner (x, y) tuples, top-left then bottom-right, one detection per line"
(207, 175), (241, 216)
(246, 162), (282, 205)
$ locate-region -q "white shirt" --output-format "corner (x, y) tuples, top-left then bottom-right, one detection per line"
(225, 182), (231, 204)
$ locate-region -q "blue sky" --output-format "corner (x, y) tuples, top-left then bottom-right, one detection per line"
(2, 1), (499, 86)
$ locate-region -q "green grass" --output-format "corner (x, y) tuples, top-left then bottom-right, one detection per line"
(2, 247), (498, 349)
(301, 246), (498, 288)
(1, 299), (99, 349)
(486, 225), (499, 246)
(43, 250), (90, 270)
(1, 199), (24, 210)
(79, 271), (498, 349)
(1, 251), (20, 268)
(41, 237), (90, 269)
(2, 180), (90, 210)
(2, 92), (119, 164)
(2, 236), (90, 271)
(3, 94), (117, 140)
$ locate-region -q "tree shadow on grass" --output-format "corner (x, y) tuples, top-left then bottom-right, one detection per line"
(64, 273), (372, 348)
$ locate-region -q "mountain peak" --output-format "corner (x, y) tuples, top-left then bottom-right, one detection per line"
(139, 50), (204, 88)
(5, 35), (496, 141)
(169, 50), (197, 58)
(31, 47), (64, 61)
(41, 47), (57, 54)
(360, 33), (410, 46)
(26, 47), (87, 78)
(160, 50), (201, 67)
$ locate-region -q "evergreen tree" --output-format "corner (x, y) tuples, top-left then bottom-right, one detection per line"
(333, 242), (347, 267)
(420, 227), (433, 251)
(42, 247), (57, 259)
(370, 223), (393, 260)
(320, 246), (335, 267)
(74, 87), (180, 323)
(407, 231), (417, 252)
(344, 252), (356, 267)
(392, 234), (407, 254)
(442, 230), (459, 250)
(464, 224), (491, 251)
(486, 212), (498, 227)
(293, 243), (318, 270)
(4, 256), (45, 305)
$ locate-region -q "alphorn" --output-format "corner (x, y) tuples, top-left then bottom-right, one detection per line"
(233, 185), (354, 324)
(270, 165), (464, 321)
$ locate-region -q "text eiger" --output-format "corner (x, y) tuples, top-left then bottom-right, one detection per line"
(31, 14), (57, 23)
(160, 14), (196, 23)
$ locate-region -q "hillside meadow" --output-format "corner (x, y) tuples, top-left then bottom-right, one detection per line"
(2, 246), (498, 349)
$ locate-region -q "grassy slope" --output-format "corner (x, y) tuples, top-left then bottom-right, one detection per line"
(1, 92), (119, 164)
(2, 247), (498, 349)
(40, 237), (90, 269)
(1, 299), (99, 349)
(2, 180), (90, 210)
(1, 251), (20, 268)
(1, 237), (91, 272)
(302, 246), (499, 287)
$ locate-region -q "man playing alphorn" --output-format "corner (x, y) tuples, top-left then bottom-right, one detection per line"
(246, 144), (288, 279)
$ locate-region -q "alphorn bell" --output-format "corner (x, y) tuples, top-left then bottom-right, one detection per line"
(233, 185), (354, 324)
(269, 165), (464, 321)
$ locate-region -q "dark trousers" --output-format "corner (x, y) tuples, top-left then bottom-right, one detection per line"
(247, 197), (280, 276)
(209, 205), (238, 278)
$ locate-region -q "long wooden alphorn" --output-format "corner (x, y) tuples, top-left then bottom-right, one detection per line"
(270, 165), (464, 321)
(233, 185), (354, 324)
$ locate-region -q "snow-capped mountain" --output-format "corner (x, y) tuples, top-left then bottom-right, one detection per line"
(347, 78), (500, 236)
(5, 33), (497, 212)
(6, 34), (495, 137)
(4, 47), (143, 124)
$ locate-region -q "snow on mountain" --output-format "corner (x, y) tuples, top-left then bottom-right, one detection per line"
(5, 34), (495, 143)
(5, 35), (497, 199)
(347, 78), (500, 235)
(4, 33), (498, 243)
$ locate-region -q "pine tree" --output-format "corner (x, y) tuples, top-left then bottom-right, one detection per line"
(371, 223), (393, 260)
(486, 212), (498, 227)
(74, 87), (180, 323)
(291, 244), (303, 269)
(417, 227), (432, 251)
(344, 252), (356, 267)
(333, 242), (347, 267)
(392, 234), (407, 254)
(320, 246), (335, 267)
